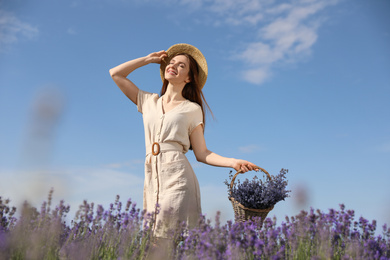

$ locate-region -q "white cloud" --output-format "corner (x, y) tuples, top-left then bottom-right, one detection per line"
(239, 42), (283, 65)
(238, 144), (264, 154)
(146, 0), (338, 85)
(241, 67), (271, 85)
(375, 142), (390, 153)
(266, 3), (293, 15)
(208, 0), (267, 26)
(67, 28), (76, 35)
(0, 10), (39, 51)
(235, 0), (336, 84)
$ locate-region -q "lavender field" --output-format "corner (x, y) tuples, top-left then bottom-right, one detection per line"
(1, 190), (389, 260)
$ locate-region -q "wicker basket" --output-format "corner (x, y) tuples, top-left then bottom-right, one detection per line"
(229, 166), (274, 227)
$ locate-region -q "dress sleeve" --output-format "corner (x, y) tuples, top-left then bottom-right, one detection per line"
(189, 104), (204, 135)
(137, 89), (154, 114)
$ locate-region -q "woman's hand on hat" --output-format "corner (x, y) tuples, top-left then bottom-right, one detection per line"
(146, 50), (168, 64)
(231, 159), (259, 173)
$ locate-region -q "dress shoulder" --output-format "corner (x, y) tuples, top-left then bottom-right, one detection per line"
(184, 100), (202, 112)
(137, 89), (159, 113)
(186, 101), (204, 135)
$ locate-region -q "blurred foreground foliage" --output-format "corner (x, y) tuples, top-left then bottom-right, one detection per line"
(1, 190), (389, 259)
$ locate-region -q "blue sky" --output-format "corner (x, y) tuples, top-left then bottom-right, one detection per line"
(1, 0), (389, 230)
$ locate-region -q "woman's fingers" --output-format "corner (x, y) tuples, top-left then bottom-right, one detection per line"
(156, 50), (167, 57)
(156, 50), (166, 55)
(232, 159), (260, 172)
(147, 50), (168, 63)
(249, 164), (259, 171)
(156, 51), (167, 60)
(240, 162), (259, 172)
(240, 164), (251, 173)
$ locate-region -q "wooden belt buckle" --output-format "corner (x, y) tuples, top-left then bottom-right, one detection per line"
(152, 142), (160, 156)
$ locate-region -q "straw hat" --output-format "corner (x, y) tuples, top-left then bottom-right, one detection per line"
(160, 43), (208, 89)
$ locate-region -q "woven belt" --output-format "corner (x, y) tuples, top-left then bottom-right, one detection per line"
(146, 142), (183, 156)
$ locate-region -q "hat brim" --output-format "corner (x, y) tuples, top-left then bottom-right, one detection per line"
(160, 43), (208, 89)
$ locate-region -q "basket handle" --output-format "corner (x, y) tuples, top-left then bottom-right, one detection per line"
(230, 165), (271, 191)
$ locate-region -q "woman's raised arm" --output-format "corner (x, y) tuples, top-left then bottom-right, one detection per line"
(109, 50), (167, 104)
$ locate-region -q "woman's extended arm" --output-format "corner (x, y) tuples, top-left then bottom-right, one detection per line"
(190, 125), (258, 173)
(109, 50), (167, 104)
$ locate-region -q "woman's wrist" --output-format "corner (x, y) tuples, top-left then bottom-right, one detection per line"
(136, 56), (147, 66)
(229, 158), (237, 169)
(143, 56), (154, 64)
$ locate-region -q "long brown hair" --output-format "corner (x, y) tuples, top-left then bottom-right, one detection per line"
(160, 53), (213, 130)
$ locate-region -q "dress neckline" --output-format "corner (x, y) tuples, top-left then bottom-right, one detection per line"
(160, 96), (188, 115)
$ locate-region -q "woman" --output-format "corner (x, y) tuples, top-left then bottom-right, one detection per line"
(109, 43), (258, 237)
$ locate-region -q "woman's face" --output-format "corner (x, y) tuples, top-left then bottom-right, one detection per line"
(164, 55), (191, 85)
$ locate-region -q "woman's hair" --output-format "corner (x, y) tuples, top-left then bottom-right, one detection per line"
(160, 53), (213, 130)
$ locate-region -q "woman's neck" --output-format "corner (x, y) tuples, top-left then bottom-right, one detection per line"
(163, 83), (186, 102)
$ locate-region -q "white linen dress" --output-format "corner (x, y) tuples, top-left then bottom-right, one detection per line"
(137, 89), (203, 237)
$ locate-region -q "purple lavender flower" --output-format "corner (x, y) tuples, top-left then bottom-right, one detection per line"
(225, 168), (291, 209)
(1, 190), (389, 259)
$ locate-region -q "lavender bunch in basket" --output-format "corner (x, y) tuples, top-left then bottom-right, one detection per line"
(225, 168), (291, 209)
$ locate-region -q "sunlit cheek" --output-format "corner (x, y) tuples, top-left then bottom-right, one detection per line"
(181, 68), (190, 76)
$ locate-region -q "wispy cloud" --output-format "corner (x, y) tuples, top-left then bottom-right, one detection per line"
(233, 0), (338, 84)
(0, 10), (39, 52)
(142, 0), (339, 85)
(199, 0), (339, 84)
(67, 28), (77, 35)
(375, 142), (390, 153)
(238, 144), (264, 154)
